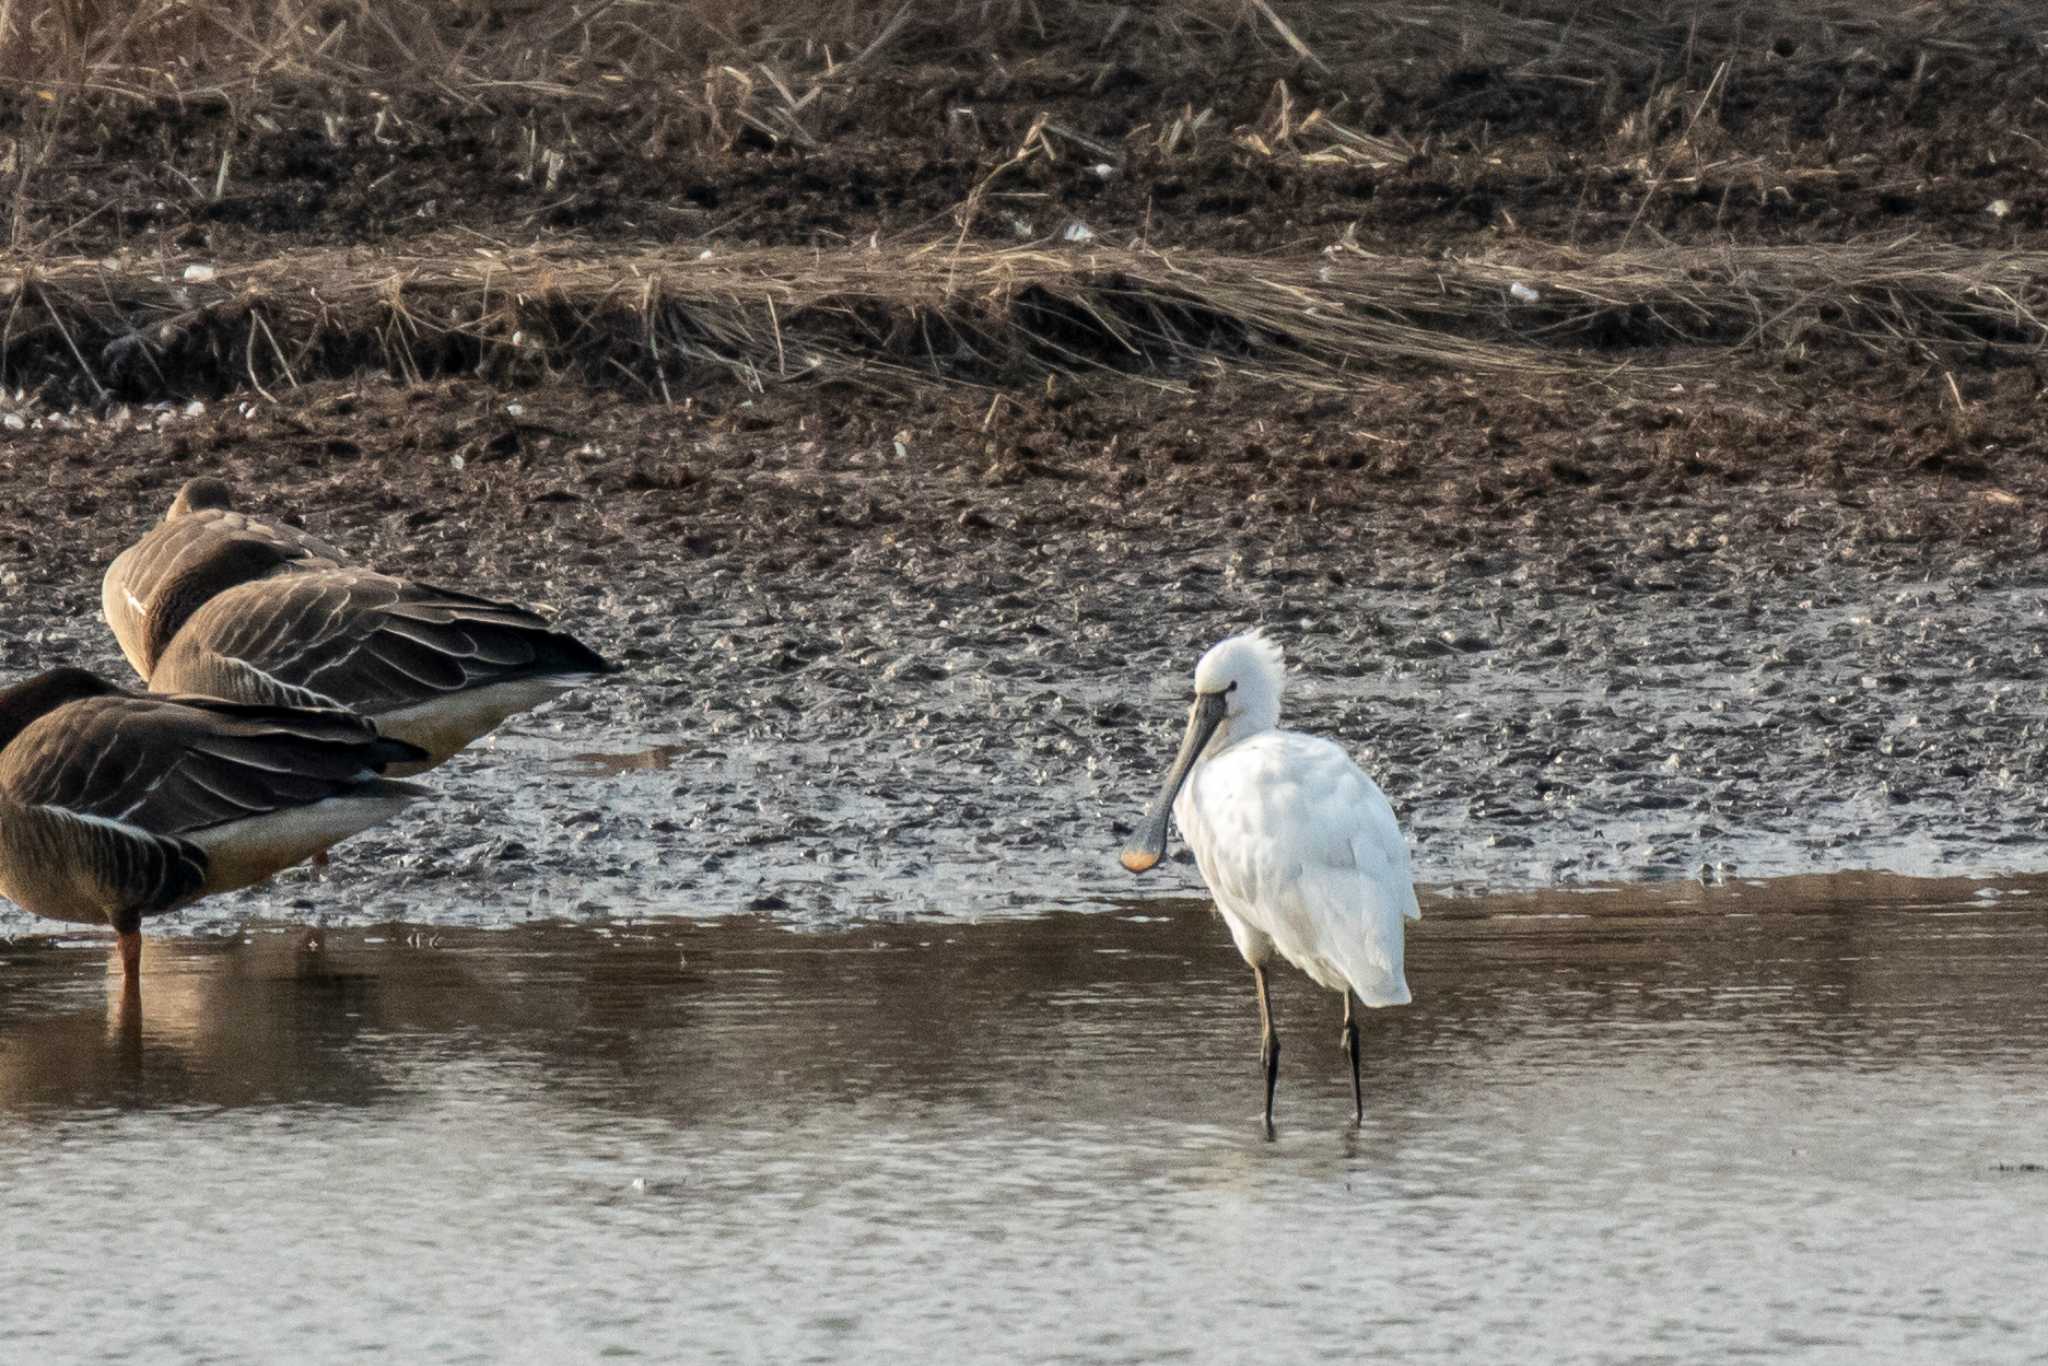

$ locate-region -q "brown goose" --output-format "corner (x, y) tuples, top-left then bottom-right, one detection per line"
(108, 481), (615, 775)
(139, 557), (614, 775)
(103, 477), (350, 681)
(0, 668), (427, 977)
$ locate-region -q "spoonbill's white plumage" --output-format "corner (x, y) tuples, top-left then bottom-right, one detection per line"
(1121, 631), (1419, 1130)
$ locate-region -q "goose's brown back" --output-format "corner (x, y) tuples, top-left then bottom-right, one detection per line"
(0, 676), (426, 929)
(148, 570), (615, 771)
(104, 490), (351, 681)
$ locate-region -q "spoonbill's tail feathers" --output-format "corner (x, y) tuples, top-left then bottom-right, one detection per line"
(1291, 834), (1414, 1008)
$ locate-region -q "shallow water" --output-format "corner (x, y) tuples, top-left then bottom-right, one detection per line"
(3, 874), (2044, 1363)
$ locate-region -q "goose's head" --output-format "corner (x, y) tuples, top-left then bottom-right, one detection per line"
(1120, 631), (1286, 874)
(167, 477), (235, 521)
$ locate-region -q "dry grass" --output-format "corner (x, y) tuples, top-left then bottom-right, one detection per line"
(5, 2), (2039, 254)
(6, 1), (2039, 397)
(1, 1), (1230, 103)
(3, 1), (2039, 106)
(2, 237), (2039, 402)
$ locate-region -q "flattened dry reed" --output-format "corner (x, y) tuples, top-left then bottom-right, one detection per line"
(1, 238), (2041, 400)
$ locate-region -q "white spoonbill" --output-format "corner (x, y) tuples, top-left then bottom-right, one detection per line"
(1120, 631), (1419, 1130)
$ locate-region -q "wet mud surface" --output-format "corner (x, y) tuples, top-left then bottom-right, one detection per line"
(3, 364), (2048, 930)
(2, 876), (2043, 1360)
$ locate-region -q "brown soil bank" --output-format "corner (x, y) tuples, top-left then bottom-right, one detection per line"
(4, 1), (2045, 258)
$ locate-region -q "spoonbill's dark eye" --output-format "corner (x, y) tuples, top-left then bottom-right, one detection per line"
(1226, 681), (1239, 693)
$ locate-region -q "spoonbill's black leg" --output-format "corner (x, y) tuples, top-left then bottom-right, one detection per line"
(1254, 963), (1280, 1135)
(1341, 990), (1362, 1125)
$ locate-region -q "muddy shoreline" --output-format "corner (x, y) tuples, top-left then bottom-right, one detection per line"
(2, 369), (2045, 931)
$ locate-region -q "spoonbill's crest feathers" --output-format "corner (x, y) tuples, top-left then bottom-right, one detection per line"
(1193, 630), (1285, 734)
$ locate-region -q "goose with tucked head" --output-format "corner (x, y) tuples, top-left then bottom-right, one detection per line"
(1122, 631), (1419, 1132)
(0, 667), (427, 981)
(145, 569), (616, 776)
(105, 479), (617, 776)
(103, 477), (350, 681)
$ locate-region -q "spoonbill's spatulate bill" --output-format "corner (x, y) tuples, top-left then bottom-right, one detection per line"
(1121, 631), (1419, 1131)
